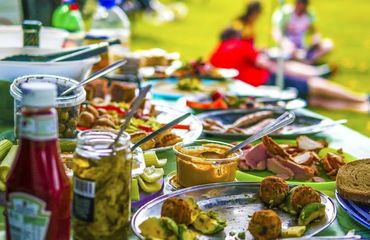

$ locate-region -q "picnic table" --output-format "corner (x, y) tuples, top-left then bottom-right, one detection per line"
(0, 100), (369, 239)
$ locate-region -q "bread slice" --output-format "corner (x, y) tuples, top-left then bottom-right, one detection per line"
(336, 159), (370, 205)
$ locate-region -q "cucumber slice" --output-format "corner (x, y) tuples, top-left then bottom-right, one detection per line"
(156, 158), (168, 167)
(144, 151), (159, 166)
(131, 178), (140, 201)
(138, 176), (162, 193)
(140, 166), (164, 183)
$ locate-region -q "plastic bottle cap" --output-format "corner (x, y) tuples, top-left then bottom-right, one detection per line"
(21, 82), (57, 107)
(22, 20), (42, 30)
(70, 3), (80, 10)
(99, 0), (119, 9)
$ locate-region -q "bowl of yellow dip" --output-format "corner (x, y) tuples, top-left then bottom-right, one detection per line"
(173, 140), (242, 187)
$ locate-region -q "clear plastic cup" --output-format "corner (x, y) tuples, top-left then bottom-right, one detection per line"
(10, 74), (86, 138)
(173, 140), (242, 187)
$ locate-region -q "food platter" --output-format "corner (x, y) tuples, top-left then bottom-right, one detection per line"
(132, 182), (337, 239)
(197, 109), (325, 138)
(236, 145), (356, 194)
(336, 191), (370, 229)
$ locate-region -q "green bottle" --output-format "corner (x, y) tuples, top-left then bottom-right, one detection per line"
(52, 1), (84, 33)
(22, 20), (42, 47)
(52, 0), (72, 28)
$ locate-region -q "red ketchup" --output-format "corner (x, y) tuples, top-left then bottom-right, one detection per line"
(6, 82), (71, 240)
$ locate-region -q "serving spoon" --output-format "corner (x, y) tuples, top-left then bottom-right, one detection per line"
(202, 111), (295, 159)
(60, 59), (127, 96)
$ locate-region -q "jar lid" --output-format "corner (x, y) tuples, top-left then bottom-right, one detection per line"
(21, 82), (56, 107)
(10, 75), (86, 108)
(22, 20), (42, 31)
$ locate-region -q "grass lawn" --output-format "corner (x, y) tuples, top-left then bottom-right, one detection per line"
(130, 0), (370, 137)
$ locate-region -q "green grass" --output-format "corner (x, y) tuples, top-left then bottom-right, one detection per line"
(130, 0), (370, 137)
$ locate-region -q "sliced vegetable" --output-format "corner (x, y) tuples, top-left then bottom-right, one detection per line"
(137, 176), (162, 193)
(0, 145), (18, 182)
(170, 124), (191, 130)
(298, 203), (326, 226)
(186, 100), (212, 109)
(0, 139), (12, 161)
(138, 125), (153, 132)
(131, 178), (140, 201)
(143, 151), (167, 167)
(140, 166), (164, 183)
(281, 226), (306, 237)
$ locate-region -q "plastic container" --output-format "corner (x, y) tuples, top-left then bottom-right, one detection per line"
(0, 47), (99, 81)
(10, 75), (86, 138)
(0, 25), (68, 49)
(89, 0), (130, 48)
(73, 129), (132, 239)
(173, 140), (242, 187)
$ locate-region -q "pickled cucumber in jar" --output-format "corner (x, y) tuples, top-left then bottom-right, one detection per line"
(72, 130), (132, 240)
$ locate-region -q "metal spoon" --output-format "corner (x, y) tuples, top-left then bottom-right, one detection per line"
(131, 112), (191, 151)
(60, 59), (127, 96)
(49, 42), (109, 62)
(110, 85), (152, 148)
(225, 111), (295, 155)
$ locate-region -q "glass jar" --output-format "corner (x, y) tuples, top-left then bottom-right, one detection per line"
(173, 140), (242, 187)
(22, 20), (42, 47)
(72, 129), (132, 240)
(10, 74), (86, 138)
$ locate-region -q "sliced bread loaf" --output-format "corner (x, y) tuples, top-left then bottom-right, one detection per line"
(336, 159), (370, 205)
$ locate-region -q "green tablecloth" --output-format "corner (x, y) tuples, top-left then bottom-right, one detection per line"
(129, 103), (370, 239)
(1, 104), (369, 239)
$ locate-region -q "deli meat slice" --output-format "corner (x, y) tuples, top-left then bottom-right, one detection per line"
(239, 143), (268, 170)
(279, 158), (315, 180)
(266, 157), (294, 179)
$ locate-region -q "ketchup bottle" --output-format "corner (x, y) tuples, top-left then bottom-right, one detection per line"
(6, 82), (71, 240)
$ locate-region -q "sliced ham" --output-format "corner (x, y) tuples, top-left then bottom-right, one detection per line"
(266, 157), (294, 179)
(292, 151), (313, 165)
(278, 158), (315, 180)
(297, 135), (325, 151)
(240, 143), (268, 170)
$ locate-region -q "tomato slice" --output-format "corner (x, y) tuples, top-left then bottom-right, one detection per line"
(186, 100), (212, 109)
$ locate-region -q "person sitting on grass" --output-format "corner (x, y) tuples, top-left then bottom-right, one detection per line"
(209, 27), (368, 112)
(272, 0), (333, 63)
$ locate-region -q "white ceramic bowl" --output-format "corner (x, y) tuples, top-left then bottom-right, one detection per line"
(0, 47), (100, 81)
(0, 25), (69, 49)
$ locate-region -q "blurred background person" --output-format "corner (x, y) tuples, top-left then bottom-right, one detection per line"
(272, 0), (333, 63)
(210, 1), (368, 112)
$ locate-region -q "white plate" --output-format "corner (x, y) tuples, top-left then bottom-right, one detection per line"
(143, 105), (203, 152)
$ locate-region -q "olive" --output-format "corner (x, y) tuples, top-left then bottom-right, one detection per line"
(59, 110), (69, 122)
(68, 118), (78, 127)
(59, 123), (66, 133)
(64, 128), (75, 138)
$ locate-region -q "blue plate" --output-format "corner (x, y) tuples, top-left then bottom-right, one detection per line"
(336, 190), (370, 229)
